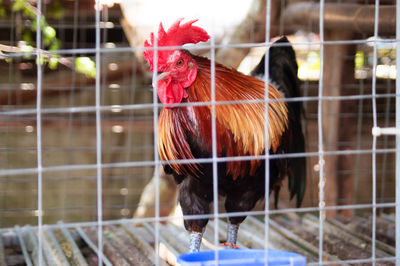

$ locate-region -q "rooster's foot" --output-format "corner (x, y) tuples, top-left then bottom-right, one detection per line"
(220, 242), (239, 249)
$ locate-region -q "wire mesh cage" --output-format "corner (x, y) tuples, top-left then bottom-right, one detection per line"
(0, 0), (399, 265)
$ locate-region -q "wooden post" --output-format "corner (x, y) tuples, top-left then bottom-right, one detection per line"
(322, 30), (356, 217)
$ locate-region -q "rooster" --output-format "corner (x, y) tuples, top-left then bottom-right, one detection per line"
(143, 19), (306, 253)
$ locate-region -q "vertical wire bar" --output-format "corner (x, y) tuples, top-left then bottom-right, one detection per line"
(302, 17), (313, 205)
(278, 0), (285, 36)
(379, 79), (392, 208)
(318, 0), (325, 264)
(123, 57), (137, 214)
(353, 79), (365, 205)
(64, 0), (80, 221)
(395, 0), (400, 263)
(1, 5), (15, 227)
(210, 25), (219, 265)
(35, 0), (44, 263)
(371, 1), (380, 264)
(151, 27), (160, 266)
(263, 0), (272, 260)
(94, 1), (103, 265)
(101, 7), (109, 106)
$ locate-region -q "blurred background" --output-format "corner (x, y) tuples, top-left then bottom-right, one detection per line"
(0, 0), (397, 231)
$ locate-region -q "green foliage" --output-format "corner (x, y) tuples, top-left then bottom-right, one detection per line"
(12, 0), (26, 12)
(46, 0), (64, 19)
(0, 0), (4, 18)
(20, 43), (34, 59)
(75, 57), (96, 78)
(11, 0), (59, 52)
(0, 0), (87, 76)
(48, 56), (59, 70)
(36, 54), (45, 66)
(0, 7), (6, 18)
(1, 0), (100, 80)
(43, 25), (56, 46)
(49, 39), (60, 51)
(30, 17), (46, 31)
(355, 51), (365, 69)
(23, 6), (36, 18)
(22, 31), (33, 43)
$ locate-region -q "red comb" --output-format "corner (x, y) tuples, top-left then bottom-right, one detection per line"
(143, 19), (210, 71)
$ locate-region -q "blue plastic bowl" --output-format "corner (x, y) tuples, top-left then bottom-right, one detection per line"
(177, 249), (306, 266)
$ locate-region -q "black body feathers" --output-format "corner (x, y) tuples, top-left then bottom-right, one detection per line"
(251, 36), (306, 207)
(165, 36), (306, 233)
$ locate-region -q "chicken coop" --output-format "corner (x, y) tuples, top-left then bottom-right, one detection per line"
(0, 0), (399, 265)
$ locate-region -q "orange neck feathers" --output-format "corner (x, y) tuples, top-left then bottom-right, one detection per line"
(158, 55), (288, 179)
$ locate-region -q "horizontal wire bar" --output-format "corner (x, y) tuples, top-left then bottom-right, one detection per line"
(0, 173), (150, 183)
(0, 202), (395, 233)
(0, 112), (395, 124)
(307, 256), (396, 265)
(1, 197), (394, 215)
(0, 202), (170, 214)
(0, 145), (152, 153)
(0, 82), (394, 93)
(0, 136), (387, 151)
(1, 38), (396, 58)
(1, 93), (399, 117)
(2, 166), (396, 184)
(0, 148), (396, 177)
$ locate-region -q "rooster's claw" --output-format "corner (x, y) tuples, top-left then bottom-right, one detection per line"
(220, 242), (239, 249)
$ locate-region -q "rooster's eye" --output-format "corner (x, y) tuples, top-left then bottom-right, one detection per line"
(176, 59), (184, 66)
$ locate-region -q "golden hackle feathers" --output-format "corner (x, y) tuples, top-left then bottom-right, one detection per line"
(158, 55), (289, 179)
(158, 107), (200, 176)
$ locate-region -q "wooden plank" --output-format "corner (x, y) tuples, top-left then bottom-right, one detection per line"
(105, 225), (153, 266)
(56, 222), (89, 266)
(42, 226), (71, 266)
(0, 231), (8, 266)
(122, 224), (169, 266)
(75, 227), (113, 266)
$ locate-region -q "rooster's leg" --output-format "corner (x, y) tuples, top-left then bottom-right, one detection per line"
(224, 184), (264, 249)
(189, 231), (203, 253)
(227, 223), (239, 245)
(178, 177), (212, 253)
(219, 223), (240, 249)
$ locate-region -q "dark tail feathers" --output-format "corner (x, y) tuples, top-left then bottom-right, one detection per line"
(251, 36), (306, 208)
(250, 36), (301, 100)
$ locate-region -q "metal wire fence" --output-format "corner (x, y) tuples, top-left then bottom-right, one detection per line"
(0, 0), (399, 265)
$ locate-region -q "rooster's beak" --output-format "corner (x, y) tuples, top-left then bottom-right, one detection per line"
(152, 72), (171, 89)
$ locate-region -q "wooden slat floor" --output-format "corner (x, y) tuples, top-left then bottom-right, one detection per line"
(0, 213), (395, 265)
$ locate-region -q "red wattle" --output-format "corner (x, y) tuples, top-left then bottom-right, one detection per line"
(157, 78), (185, 108)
